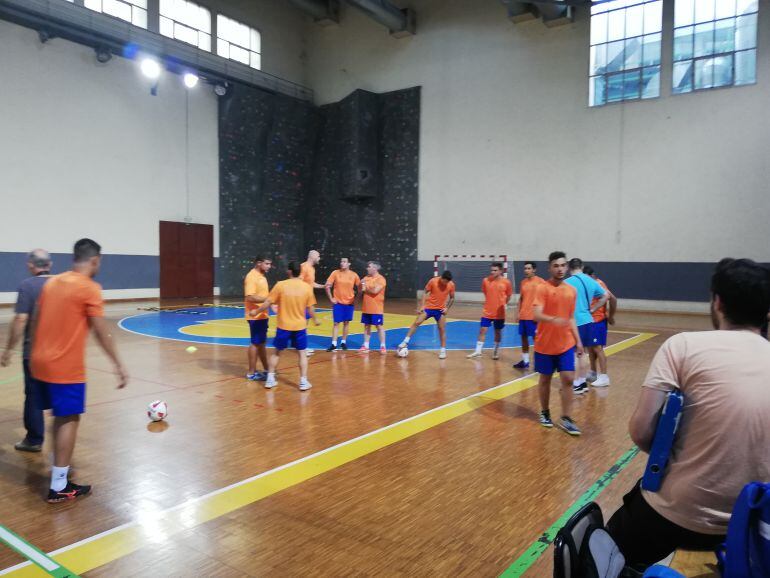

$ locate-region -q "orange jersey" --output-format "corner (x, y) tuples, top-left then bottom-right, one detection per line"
(244, 269), (270, 320)
(482, 276), (513, 320)
(326, 269), (361, 305)
(592, 279), (610, 322)
(300, 262), (317, 305)
(518, 275), (545, 321)
(424, 277), (455, 310)
(532, 280), (577, 355)
(267, 278), (314, 331)
(30, 271), (104, 383)
(361, 273), (387, 314)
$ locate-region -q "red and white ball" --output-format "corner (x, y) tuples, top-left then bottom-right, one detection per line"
(147, 400), (168, 422)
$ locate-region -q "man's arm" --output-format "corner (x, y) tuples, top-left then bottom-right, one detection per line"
(253, 298), (273, 316)
(0, 314), (28, 366)
(628, 387), (668, 453)
(444, 295), (455, 312)
(308, 304), (321, 326)
(607, 291), (618, 325)
(325, 283), (336, 304)
(418, 289), (428, 313)
(570, 318), (584, 356)
(245, 293), (267, 304)
(88, 317), (128, 388)
(590, 292), (609, 314)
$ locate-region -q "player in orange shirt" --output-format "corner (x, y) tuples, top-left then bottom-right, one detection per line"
(252, 262), (320, 391)
(359, 261), (387, 355)
(467, 262), (513, 360)
(513, 262), (545, 370)
(31, 239), (128, 503)
(244, 256), (272, 381)
(300, 250), (325, 356)
(324, 257), (361, 352)
(532, 251), (584, 436)
(397, 271), (455, 359)
(584, 266), (617, 388)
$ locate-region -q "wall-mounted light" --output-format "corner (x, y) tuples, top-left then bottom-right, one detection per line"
(140, 57), (161, 79)
(183, 73), (199, 89)
(95, 45), (112, 64)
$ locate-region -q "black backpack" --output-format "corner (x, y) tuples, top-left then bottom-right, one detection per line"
(553, 502), (627, 578)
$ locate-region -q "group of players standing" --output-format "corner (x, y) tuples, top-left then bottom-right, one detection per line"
(243, 250), (618, 435)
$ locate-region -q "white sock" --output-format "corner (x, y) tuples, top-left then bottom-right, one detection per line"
(331, 338), (337, 346)
(573, 378), (586, 386)
(475, 341), (483, 353)
(522, 353), (530, 363)
(440, 347), (446, 353)
(340, 339), (346, 344)
(300, 376), (308, 384)
(380, 337), (386, 348)
(494, 343), (500, 352)
(267, 372), (276, 381)
(363, 339), (370, 348)
(404, 336), (411, 344)
(51, 465), (69, 491)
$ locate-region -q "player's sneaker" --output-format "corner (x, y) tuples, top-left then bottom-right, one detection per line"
(340, 343), (348, 351)
(492, 350), (500, 360)
(587, 370), (598, 382)
(14, 439), (42, 452)
(539, 411), (554, 428)
(306, 349), (315, 357)
(559, 416), (582, 436)
(512, 360), (529, 369)
(592, 374), (610, 387)
(573, 382), (589, 395)
(247, 371), (267, 381)
(265, 375), (277, 389)
(397, 342), (407, 351)
(299, 380), (312, 391)
(438, 349), (447, 359)
(380, 346), (387, 355)
(47, 482), (91, 503)
(358, 346), (370, 353)
(466, 351), (482, 359)
(326, 344), (337, 352)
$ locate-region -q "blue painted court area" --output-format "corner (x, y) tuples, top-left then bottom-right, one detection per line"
(119, 306), (524, 351)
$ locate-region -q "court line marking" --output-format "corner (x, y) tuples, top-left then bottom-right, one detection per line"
(500, 446), (641, 577)
(0, 526), (79, 578)
(0, 332), (657, 577)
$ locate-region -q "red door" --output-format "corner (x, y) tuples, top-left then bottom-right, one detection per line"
(159, 221), (214, 299)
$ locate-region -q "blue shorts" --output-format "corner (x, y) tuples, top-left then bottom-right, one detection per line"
(480, 317), (505, 330)
(535, 347), (576, 375)
(273, 328), (308, 351)
(424, 308), (444, 322)
(578, 323), (596, 347)
(592, 319), (608, 346)
(333, 303), (355, 323)
(518, 320), (537, 337)
(248, 319), (268, 345)
(39, 382), (86, 416)
(361, 313), (384, 326)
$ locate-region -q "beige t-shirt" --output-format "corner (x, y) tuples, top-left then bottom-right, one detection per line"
(642, 330), (770, 535)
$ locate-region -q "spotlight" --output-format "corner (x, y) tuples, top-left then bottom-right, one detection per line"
(183, 73), (199, 88)
(213, 83), (228, 97)
(140, 58), (161, 79)
(95, 45), (112, 64)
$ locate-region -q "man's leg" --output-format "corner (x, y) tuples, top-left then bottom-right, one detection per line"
(298, 349), (308, 380)
(266, 350), (281, 388)
(514, 330), (531, 369)
(538, 373), (552, 413)
(20, 360), (44, 449)
(248, 344), (258, 375)
(492, 326), (503, 359)
(558, 369), (581, 435)
(257, 344), (268, 372)
(377, 325), (387, 353)
(607, 480), (725, 570)
(468, 325), (488, 358)
(399, 312), (427, 349)
(48, 414), (90, 501)
(341, 321), (350, 347)
(591, 345), (611, 387)
(437, 316), (447, 348)
(360, 325), (372, 351)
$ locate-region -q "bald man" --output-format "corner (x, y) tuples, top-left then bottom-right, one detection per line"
(1, 249), (54, 452)
(300, 250), (325, 356)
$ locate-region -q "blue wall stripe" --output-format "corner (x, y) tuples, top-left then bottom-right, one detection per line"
(1, 253), (221, 293)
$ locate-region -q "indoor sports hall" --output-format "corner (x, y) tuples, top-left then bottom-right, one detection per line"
(0, 0), (768, 576)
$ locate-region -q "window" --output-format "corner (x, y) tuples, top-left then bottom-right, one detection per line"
(673, 0), (758, 93)
(589, 0), (662, 107)
(159, 0), (211, 51)
(216, 14), (261, 69)
(83, 0), (147, 28)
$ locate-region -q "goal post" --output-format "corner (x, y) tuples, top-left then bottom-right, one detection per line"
(431, 254), (517, 303)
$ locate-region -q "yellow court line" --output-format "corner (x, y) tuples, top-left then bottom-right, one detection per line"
(0, 332), (657, 577)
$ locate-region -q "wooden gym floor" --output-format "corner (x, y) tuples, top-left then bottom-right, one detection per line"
(0, 299), (715, 577)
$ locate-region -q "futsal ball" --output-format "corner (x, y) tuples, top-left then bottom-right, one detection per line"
(397, 347), (409, 358)
(147, 400), (168, 422)
(185, 346), (197, 353)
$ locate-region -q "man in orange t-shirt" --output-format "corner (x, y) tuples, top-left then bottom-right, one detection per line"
(467, 262), (513, 360)
(359, 261), (387, 354)
(584, 266), (617, 388)
(532, 251), (584, 436)
(244, 255), (272, 381)
(324, 257), (361, 352)
(397, 271), (456, 359)
(513, 261), (545, 370)
(253, 261), (320, 391)
(31, 238), (128, 503)
(300, 250), (325, 356)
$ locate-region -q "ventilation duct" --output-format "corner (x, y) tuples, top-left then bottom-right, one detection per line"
(344, 0), (415, 37)
(500, 0), (574, 27)
(286, 0), (339, 26)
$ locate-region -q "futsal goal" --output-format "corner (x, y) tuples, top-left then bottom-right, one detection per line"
(432, 254), (516, 302)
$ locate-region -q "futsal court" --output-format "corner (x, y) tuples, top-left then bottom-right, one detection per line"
(1, 0), (768, 576)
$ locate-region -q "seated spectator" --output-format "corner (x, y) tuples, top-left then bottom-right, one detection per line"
(607, 258), (770, 568)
